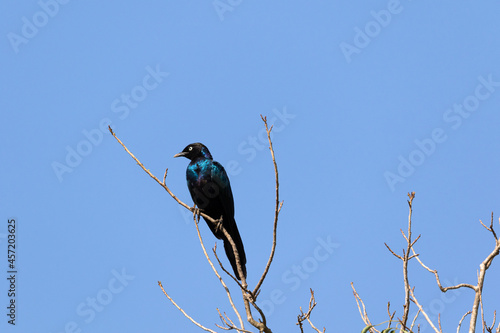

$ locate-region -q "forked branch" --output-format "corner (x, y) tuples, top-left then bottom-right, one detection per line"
(253, 115), (283, 297)
(297, 289), (325, 333)
(411, 214), (500, 333)
(383, 192), (418, 331)
(109, 115), (282, 333)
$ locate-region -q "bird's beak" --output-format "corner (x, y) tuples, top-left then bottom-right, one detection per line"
(173, 152), (187, 158)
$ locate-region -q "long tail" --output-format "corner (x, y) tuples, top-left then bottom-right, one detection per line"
(223, 222), (247, 280)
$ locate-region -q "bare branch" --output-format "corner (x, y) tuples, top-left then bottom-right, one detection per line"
(216, 308), (253, 333)
(410, 234), (421, 248)
(482, 217), (500, 270)
(214, 222), (273, 332)
(481, 293), (485, 333)
(384, 242), (403, 260)
(410, 308), (421, 332)
(108, 126), (223, 228)
(408, 253), (420, 260)
(241, 290), (272, 333)
(469, 225), (500, 332)
(383, 193), (419, 331)
(411, 246), (476, 292)
(213, 245), (245, 290)
(307, 318), (325, 333)
(193, 214), (245, 330)
(158, 281), (217, 333)
(409, 287), (440, 333)
(212, 244), (270, 332)
(249, 300), (268, 327)
(400, 228), (409, 242)
(386, 302), (396, 330)
(457, 311), (472, 333)
(253, 115), (282, 297)
(162, 168), (168, 185)
(487, 311), (497, 333)
(297, 289), (325, 333)
(408, 211), (500, 333)
(351, 282), (378, 333)
(479, 213), (497, 241)
(216, 309), (233, 331)
(400, 192), (415, 329)
(109, 121), (280, 333)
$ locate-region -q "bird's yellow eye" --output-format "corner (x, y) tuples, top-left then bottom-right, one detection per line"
(189, 146), (193, 151)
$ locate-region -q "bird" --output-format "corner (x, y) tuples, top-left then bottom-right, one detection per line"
(174, 143), (247, 280)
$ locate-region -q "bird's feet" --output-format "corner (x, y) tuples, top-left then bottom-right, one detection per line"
(214, 215), (224, 233)
(192, 205), (201, 224)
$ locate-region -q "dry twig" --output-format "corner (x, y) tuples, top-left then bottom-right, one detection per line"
(410, 214), (500, 333)
(215, 308), (253, 333)
(353, 192), (499, 333)
(297, 289), (325, 333)
(457, 311), (471, 333)
(486, 310), (497, 333)
(410, 247), (475, 293)
(253, 115), (283, 297)
(158, 281), (217, 333)
(401, 192), (416, 329)
(469, 216), (500, 332)
(410, 308), (421, 332)
(387, 302), (396, 330)
(351, 282), (377, 333)
(109, 116), (282, 333)
(409, 287), (440, 333)
(383, 192), (418, 331)
(193, 214), (245, 330)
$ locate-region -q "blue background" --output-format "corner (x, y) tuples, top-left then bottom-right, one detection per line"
(1, 1), (499, 332)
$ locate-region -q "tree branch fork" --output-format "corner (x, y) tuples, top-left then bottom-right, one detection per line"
(353, 193), (500, 333)
(109, 116), (320, 333)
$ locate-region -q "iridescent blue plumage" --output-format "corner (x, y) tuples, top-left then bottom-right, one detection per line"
(174, 143), (247, 280)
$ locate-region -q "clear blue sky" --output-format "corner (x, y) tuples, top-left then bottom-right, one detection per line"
(2, 1), (500, 332)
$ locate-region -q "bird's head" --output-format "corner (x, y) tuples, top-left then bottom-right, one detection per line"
(174, 143), (213, 160)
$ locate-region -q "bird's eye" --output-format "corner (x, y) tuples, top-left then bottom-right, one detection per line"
(188, 146), (193, 151)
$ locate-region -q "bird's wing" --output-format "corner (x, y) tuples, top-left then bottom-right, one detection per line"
(211, 161), (247, 278)
(211, 161), (235, 218)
